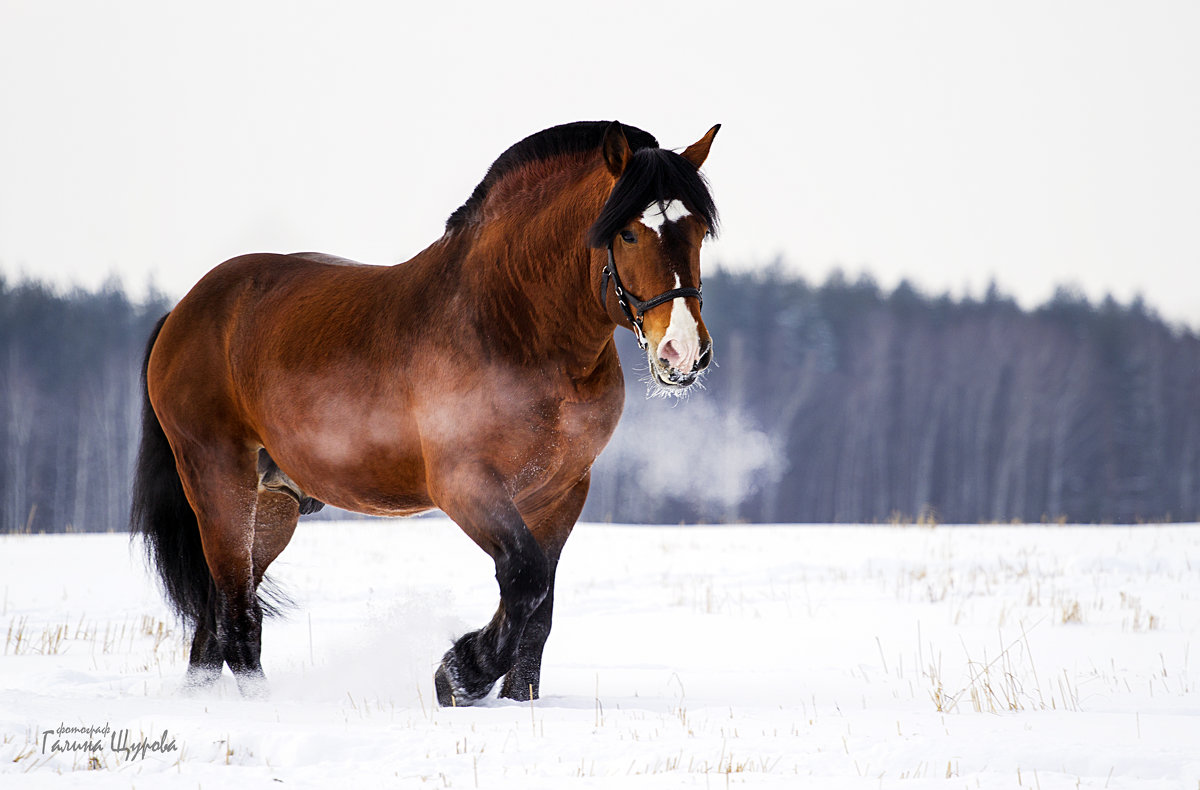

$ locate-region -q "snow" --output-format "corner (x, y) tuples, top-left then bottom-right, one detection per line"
(2, 520), (1198, 788)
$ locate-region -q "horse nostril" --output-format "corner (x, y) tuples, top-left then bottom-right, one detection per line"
(658, 339), (683, 369)
(696, 341), (713, 371)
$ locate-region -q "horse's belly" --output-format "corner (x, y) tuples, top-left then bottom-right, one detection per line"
(261, 406), (432, 517)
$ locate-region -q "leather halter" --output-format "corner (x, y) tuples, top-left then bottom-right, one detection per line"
(599, 241), (703, 350)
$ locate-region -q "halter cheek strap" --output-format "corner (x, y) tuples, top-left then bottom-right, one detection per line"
(599, 242), (703, 351)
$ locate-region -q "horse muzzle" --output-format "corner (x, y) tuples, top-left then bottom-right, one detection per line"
(650, 340), (713, 389)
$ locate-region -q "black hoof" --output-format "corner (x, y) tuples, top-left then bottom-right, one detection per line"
(434, 649), (494, 707)
(498, 685), (534, 702)
(434, 664), (458, 707)
(498, 676), (537, 702)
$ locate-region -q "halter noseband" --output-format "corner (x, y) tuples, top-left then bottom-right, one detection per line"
(599, 241), (703, 350)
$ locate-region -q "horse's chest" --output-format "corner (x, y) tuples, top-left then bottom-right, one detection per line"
(413, 362), (623, 501)
(507, 387), (622, 490)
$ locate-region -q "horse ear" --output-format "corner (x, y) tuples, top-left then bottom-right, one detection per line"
(601, 121), (632, 177)
(681, 124), (721, 169)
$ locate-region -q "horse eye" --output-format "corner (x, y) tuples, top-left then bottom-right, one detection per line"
(620, 230), (638, 244)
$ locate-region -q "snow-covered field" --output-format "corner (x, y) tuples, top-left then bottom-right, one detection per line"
(2, 519), (1198, 788)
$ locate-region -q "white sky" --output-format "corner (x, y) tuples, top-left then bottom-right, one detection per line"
(2, 1), (1198, 327)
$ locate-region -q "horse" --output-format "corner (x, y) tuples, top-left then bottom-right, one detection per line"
(131, 120), (720, 705)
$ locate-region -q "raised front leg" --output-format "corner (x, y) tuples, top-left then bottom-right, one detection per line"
(432, 466), (551, 706)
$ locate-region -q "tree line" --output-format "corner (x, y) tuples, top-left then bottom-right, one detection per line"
(1, 278), (169, 534)
(588, 269), (1200, 524)
(2, 268), (1197, 532)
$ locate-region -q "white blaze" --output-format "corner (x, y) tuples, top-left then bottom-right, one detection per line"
(639, 200), (691, 236)
(655, 274), (701, 374)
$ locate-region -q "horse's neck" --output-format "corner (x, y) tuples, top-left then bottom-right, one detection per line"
(484, 238), (606, 349)
(444, 220), (611, 373)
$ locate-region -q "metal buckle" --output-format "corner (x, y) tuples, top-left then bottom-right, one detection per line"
(631, 322), (648, 350)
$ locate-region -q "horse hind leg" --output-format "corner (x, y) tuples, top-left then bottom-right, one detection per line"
(176, 443), (276, 698)
(183, 489), (298, 693)
(185, 601), (222, 689)
(250, 489), (301, 613)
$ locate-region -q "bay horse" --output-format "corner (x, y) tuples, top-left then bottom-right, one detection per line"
(132, 121), (720, 705)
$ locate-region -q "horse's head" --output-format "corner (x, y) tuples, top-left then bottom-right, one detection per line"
(590, 123), (720, 393)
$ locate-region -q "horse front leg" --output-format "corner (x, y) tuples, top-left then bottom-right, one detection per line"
(431, 466), (551, 707)
(496, 565), (557, 702)
(498, 474), (590, 701)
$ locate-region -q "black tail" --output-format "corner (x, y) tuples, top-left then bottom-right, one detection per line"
(130, 313), (216, 629)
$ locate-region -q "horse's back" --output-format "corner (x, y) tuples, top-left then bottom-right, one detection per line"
(148, 252), (388, 430)
(165, 250), (404, 338)
(287, 251), (366, 267)
(181, 251), (376, 302)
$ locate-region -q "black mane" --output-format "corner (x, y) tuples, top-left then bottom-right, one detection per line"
(445, 121), (718, 247)
(445, 121), (658, 233)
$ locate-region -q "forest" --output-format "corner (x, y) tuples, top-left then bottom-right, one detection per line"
(2, 266), (1198, 533)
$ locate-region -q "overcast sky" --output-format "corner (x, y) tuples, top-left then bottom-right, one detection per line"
(2, 1), (1198, 327)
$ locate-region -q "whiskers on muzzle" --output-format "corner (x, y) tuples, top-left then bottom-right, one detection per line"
(642, 342), (713, 400)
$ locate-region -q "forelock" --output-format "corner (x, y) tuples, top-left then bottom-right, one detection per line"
(587, 148), (719, 248)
